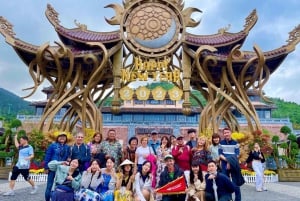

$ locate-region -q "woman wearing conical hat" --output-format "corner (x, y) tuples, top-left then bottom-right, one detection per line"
(115, 159), (135, 201)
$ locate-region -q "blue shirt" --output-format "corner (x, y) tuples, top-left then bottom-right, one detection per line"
(16, 145), (34, 169)
(148, 139), (160, 154)
(44, 142), (70, 169)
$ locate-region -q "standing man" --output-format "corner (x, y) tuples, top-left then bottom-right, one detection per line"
(205, 160), (235, 201)
(186, 128), (197, 149)
(3, 135), (38, 196)
(44, 132), (70, 201)
(148, 130), (160, 155)
(158, 154), (186, 201)
(100, 129), (122, 167)
(219, 127), (243, 201)
(69, 131), (91, 172)
(172, 135), (191, 183)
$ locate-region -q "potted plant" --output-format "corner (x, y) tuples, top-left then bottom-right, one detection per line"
(274, 128), (300, 181)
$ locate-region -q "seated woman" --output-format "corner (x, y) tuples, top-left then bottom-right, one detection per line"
(48, 158), (82, 201)
(187, 161), (206, 201)
(75, 159), (102, 201)
(115, 159), (135, 201)
(133, 160), (153, 201)
(98, 156), (118, 201)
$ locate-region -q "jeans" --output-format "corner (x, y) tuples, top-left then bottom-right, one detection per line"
(252, 160), (264, 190)
(45, 170), (55, 201)
(233, 184), (241, 201)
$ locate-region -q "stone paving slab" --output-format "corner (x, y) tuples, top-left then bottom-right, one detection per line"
(0, 180), (299, 201)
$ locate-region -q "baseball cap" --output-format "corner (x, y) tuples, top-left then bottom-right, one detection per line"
(151, 130), (158, 135)
(177, 135), (184, 140)
(164, 154), (174, 161)
(187, 128), (196, 134)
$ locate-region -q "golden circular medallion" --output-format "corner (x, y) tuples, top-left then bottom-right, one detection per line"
(122, 1), (183, 57)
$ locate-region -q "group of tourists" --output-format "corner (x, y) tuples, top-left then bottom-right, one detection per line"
(2, 127), (268, 201)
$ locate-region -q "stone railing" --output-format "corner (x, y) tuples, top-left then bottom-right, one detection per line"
(243, 174), (278, 183)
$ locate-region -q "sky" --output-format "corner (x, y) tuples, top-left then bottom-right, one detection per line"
(0, 0), (299, 103)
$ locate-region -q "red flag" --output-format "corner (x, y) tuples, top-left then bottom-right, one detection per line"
(156, 176), (186, 195)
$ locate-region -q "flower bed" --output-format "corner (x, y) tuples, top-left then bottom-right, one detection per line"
(241, 169), (278, 183)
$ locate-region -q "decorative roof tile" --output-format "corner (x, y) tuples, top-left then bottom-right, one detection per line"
(57, 26), (120, 42)
(185, 32), (246, 46)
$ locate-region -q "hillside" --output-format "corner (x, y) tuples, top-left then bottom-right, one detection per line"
(270, 98), (300, 129)
(0, 88), (34, 119)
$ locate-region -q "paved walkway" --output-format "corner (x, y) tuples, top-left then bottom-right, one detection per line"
(0, 180), (299, 201)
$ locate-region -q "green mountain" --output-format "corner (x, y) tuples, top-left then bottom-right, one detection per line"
(270, 98), (300, 129)
(1, 87), (300, 129)
(0, 88), (34, 120)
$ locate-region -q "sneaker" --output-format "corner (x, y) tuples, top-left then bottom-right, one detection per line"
(263, 187), (268, 191)
(256, 189), (263, 192)
(3, 190), (15, 196)
(30, 186), (38, 194)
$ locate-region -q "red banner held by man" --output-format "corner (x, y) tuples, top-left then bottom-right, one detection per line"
(156, 176), (186, 195)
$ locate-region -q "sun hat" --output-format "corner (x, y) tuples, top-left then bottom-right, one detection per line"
(58, 132), (67, 137)
(119, 159), (134, 166)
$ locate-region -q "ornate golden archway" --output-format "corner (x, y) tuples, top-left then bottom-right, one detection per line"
(0, 0), (299, 133)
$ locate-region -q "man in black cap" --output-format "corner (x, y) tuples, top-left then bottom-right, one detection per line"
(148, 130), (160, 155)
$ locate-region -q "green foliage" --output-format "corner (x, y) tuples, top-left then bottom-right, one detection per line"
(272, 135), (280, 159)
(272, 135), (280, 143)
(145, 81), (175, 90)
(0, 144), (6, 150)
(29, 129), (47, 162)
(270, 97), (300, 128)
(18, 130), (26, 136)
(279, 134), (300, 169)
(10, 119), (22, 129)
(280, 142), (288, 149)
(280, 126), (292, 135)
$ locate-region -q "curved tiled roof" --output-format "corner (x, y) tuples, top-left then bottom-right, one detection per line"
(56, 26), (121, 43)
(185, 31), (247, 46)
